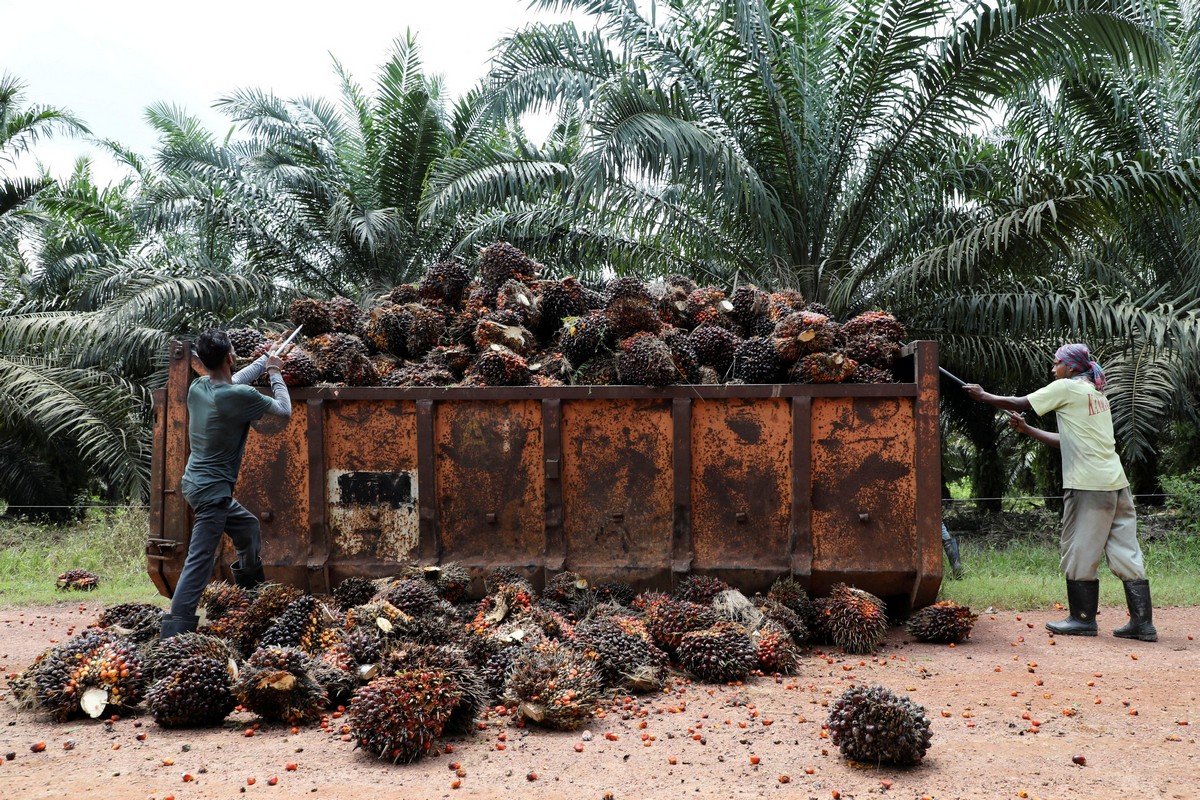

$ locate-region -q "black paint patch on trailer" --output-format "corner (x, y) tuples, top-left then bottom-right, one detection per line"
(336, 472), (415, 509)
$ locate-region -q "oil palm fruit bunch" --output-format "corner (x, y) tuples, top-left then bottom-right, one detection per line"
(849, 363), (895, 383)
(576, 614), (669, 693)
(419, 259), (471, 307)
(687, 324), (741, 375)
(686, 287), (735, 329)
(479, 241), (542, 292)
(228, 583), (305, 654)
(751, 620), (800, 674)
(731, 336), (783, 383)
(538, 276), (589, 338)
(95, 602), (163, 643)
(753, 596), (809, 645)
(592, 581), (636, 607)
(676, 574), (734, 605)
(333, 577), (378, 612)
(142, 632), (240, 682)
(655, 281), (692, 328)
(605, 278), (662, 338)
(235, 646), (328, 723)
(906, 601), (978, 644)
(346, 601), (412, 638)
(350, 670), (461, 763)
(645, 599), (718, 653)
(826, 684), (933, 766)
(376, 578), (441, 617)
(146, 655), (237, 727)
(430, 562), (471, 603)
(471, 344), (533, 386)
(227, 327), (268, 358)
(558, 311), (613, 366)
(542, 571), (595, 620)
(824, 583), (890, 654)
(504, 640), (602, 730)
(677, 622), (757, 683)
(382, 644), (486, 736)
(766, 290), (808, 322)
(308, 333), (372, 384)
(259, 595), (328, 652)
(767, 577), (816, 626)
(56, 569), (99, 591)
(571, 353), (620, 385)
(288, 298), (333, 334)
(14, 631), (144, 721)
(473, 315), (536, 354)
(495, 279), (541, 328)
(728, 285), (771, 334)
(617, 332), (678, 385)
(792, 352), (858, 384)
(773, 311), (837, 363)
(200, 581), (250, 621)
(325, 296), (363, 333)
(841, 310), (907, 343)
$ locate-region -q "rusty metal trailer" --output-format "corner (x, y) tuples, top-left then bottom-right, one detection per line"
(147, 341), (943, 609)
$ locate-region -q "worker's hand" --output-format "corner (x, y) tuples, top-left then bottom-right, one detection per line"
(962, 383), (984, 401)
(265, 353), (285, 375)
(1005, 409), (1028, 433)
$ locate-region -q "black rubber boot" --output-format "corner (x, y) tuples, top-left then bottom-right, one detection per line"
(942, 535), (963, 579)
(158, 613), (199, 641)
(1046, 580), (1099, 636)
(230, 558), (266, 590)
(1113, 579), (1157, 641)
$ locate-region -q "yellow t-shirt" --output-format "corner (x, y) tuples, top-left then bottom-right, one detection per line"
(1026, 377), (1128, 491)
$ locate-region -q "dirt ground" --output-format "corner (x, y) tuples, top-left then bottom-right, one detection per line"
(0, 602), (1196, 800)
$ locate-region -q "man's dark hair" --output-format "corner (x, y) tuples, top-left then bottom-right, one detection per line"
(196, 329), (233, 370)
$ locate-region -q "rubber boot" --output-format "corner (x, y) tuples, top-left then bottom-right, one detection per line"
(158, 613), (199, 641)
(230, 557), (266, 590)
(1045, 580), (1099, 636)
(1113, 579), (1157, 641)
(942, 535), (963, 579)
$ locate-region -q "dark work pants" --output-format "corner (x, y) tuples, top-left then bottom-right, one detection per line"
(170, 496), (261, 618)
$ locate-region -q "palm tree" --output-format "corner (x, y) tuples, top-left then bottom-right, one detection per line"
(433, 0), (1200, 503)
(1, 73), (87, 218)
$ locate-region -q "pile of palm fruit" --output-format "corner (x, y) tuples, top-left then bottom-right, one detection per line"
(225, 242), (909, 388)
(10, 569), (971, 764)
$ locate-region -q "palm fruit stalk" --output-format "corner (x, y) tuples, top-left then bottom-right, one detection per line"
(826, 684), (933, 766)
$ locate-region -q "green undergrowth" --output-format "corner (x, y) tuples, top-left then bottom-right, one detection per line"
(0, 508), (165, 608)
(938, 528), (1200, 610)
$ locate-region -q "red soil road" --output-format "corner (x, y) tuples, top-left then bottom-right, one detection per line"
(1, 603), (1197, 800)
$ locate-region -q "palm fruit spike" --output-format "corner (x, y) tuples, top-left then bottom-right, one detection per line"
(235, 646), (328, 723)
(731, 336), (783, 383)
(687, 324), (741, 374)
(645, 598), (718, 654)
(56, 569), (99, 591)
(792, 351), (857, 384)
(617, 332), (677, 385)
(146, 655), (237, 727)
(767, 576), (816, 625)
(655, 282), (692, 328)
(142, 632), (240, 682)
(575, 615), (669, 693)
(827, 684), (933, 766)
(824, 583), (890, 654)
(752, 620), (800, 674)
(472, 344), (533, 386)
(308, 332), (371, 383)
(383, 283), (420, 305)
(664, 273), (698, 294)
(350, 670), (461, 763)
(272, 346), (319, 386)
(503, 640), (602, 730)
(419, 259), (472, 307)
(333, 576), (378, 612)
(289, 298), (333, 334)
(259, 595), (328, 652)
(661, 326), (702, 382)
(906, 600), (978, 644)
(95, 602), (164, 643)
(362, 302), (409, 356)
(484, 566), (524, 593)
(402, 304), (446, 359)
(200, 581), (250, 622)
(325, 296), (363, 334)
(677, 622), (757, 683)
(676, 574), (733, 605)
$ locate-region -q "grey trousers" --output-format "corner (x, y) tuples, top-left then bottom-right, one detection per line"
(170, 496), (261, 618)
(1060, 488), (1146, 581)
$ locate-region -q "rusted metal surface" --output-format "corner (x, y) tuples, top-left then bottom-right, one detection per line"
(149, 341), (944, 607)
(690, 398), (792, 593)
(559, 399), (674, 588)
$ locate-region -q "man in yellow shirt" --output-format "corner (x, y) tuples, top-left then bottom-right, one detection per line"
(963, 344), (1156, 641)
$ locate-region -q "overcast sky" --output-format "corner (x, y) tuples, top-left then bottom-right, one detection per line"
(5, 0), (576, 185)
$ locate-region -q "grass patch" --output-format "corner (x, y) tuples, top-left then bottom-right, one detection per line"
(939, 528), (1200, 610)
(0, 508), (165, 608)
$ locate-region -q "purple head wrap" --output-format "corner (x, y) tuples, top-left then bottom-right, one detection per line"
(1055, 343), (1105, 391)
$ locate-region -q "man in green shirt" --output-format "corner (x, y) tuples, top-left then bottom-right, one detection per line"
(159, 329), (292, 640)
(963, 344), (1156, 642)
